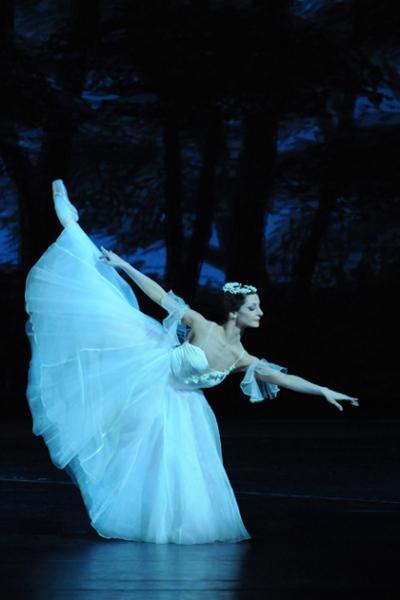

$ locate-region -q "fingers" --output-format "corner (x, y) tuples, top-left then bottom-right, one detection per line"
(99, 247), (112, 263)
(332, 399), (359, 411)
(335, 393), (360, 407)
(327, 396), (359, 412)
(344, 396), (359, 406)
(326, 397), (343, 411)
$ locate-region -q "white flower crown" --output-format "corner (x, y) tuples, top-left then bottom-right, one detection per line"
(222, 282), (258, 295)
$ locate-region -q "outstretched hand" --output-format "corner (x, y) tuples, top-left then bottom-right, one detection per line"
(99, 247), (127, 270)
(321, 388), (359, 412)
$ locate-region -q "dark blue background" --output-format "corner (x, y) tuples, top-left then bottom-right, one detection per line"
(1, 0), (398, 417)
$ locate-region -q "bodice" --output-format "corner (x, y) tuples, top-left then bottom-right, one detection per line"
(170, 342), (239, 390)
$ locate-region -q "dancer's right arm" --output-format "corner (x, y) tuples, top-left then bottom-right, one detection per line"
(99, 248), (207, 328)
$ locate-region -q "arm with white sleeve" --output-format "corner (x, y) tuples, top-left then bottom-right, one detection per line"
(240, 354), (359, 412)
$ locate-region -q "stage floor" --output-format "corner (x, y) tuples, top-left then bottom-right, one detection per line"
(1, 417), (399, 598)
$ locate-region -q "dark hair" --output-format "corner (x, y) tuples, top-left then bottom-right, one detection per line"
(222, 292), (247, 321)
(194, 287), (256, 325)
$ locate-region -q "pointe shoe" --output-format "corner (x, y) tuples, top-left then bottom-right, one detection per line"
(52, 179), (79, 227)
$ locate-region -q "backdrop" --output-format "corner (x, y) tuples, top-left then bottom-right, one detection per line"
(1, 0), (398, 418)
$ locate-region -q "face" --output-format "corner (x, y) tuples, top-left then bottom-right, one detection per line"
(235, 294), (263, 329)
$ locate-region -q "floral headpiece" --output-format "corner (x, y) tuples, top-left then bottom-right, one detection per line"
(222, 282), (257, 295)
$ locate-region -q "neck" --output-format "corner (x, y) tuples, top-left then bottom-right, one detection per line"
(222, 319), (243, 344)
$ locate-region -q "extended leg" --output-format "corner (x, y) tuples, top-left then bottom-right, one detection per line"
(52, 179), (79, 228)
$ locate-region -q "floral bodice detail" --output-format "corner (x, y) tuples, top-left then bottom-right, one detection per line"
(170, 341), (244, 390)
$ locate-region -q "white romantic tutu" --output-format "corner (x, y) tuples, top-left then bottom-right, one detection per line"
(25, 221), (254, 544)
(25, 181), (287, 545)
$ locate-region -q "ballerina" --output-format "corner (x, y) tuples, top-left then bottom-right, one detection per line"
(25, 180), (359, 544)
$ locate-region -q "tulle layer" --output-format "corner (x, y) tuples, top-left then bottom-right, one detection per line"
(25, 223), (250, 544)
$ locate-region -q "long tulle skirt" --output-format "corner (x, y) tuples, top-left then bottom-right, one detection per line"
(25, 222), (250, 544)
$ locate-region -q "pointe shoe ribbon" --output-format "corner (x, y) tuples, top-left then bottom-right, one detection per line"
(52, 179), (79, 227)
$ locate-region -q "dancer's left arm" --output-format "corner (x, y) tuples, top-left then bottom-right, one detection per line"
(240, 354), (359, 412)
(99, 248), (206, 328)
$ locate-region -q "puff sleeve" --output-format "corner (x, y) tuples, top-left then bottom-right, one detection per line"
(240, 358), (287, 403)
(161, 290), (190, 344)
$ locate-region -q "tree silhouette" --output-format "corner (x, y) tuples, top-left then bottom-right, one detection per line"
(1, 0), (399, 415)
(0, 0), (399, 291)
